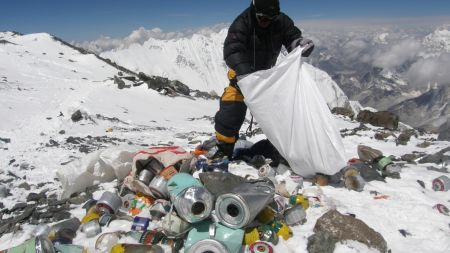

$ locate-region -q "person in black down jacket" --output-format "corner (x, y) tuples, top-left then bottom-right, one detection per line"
(211, 0), (314, 159)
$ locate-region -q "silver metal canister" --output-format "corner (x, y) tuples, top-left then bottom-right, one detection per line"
(138, 169), (155, 185)
(172, 186), (213, 223)
(186, 239), (229, 253)
(432, 175), (450, 192)
(96, 191), (123, 214)
(215, 182), (274, 229)
(81, 220), (102, 238)
(148, 175), (169, 199)
(284, 205), (306, 226)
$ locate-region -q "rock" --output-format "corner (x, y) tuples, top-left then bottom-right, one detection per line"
(0, 202), (3, 209)
(26, 192), (46, 203)
(310, 209), (388, 253)
(18, 182), (31, 190)
(419, 147), (450, 164)
(307, 231), (337, 253)
(59, 130), (66, 135)
(52, 211), (72, 221)
(357, 145), (383, 162)
(401, 153), (420, 163)
(11, 202), (28, 212)
(438, 119), (450, 141)
(397, 129), (416, 146)
(357, 110), (399, 130)
(71, 110), (83, 122)
(416, 141), (432, 148)
(0, 137), (11, 143)
(114, 75), (126, 89)
(169, 80), (190, 96)
(0, 185), (10, 198)
(69, 194), (89, 205)
(331, 107), (354, 119)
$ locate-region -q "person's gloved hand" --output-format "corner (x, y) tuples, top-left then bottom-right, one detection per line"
(299, 38), (314, 57)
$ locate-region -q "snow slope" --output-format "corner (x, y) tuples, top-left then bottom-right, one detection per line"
(1, 32), (450, 253)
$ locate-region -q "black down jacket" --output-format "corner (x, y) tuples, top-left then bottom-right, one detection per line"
(224, 6), (303, 76)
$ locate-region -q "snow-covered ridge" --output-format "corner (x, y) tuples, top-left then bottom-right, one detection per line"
(100, 28), (354, 111)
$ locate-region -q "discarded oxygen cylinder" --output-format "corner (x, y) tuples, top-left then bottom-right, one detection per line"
(49, 218), (81, 244)
(185, 221), (245, 253)
(215, 182), (274, 229)
(137, 169), (155, 185)
(167, 173), (213, 223)
(96, 191), (122, 214)
(0, 236), (55, 253)
(110, 244), (163, 253)
(432, 175), (450, 192)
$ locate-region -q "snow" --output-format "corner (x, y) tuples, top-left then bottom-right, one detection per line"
(1, 31), (450, 253)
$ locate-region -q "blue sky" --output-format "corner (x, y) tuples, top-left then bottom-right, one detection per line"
(1, 0), (450, 41)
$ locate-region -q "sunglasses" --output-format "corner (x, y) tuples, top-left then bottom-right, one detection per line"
(256, 12), (279, 22)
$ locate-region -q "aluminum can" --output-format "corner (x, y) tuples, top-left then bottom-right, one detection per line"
(96, 191), (122, 214)
(148, 175), (169, 199)
(132, 216), (151, 232)
(138, 169), (155, 185)
(81, 220), (102, 238)
(432, 175), (450, 192)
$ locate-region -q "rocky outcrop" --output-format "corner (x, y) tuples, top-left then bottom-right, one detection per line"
(357, 110), (399, 130)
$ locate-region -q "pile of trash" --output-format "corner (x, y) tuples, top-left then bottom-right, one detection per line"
(2, 140), (449, 253)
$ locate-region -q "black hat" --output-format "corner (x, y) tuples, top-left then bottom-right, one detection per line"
(253, 0), (280, 16)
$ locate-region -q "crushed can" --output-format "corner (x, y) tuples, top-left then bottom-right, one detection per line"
(159, 166), (178, 180)
(167, 173), (213, 223)
(432, 175), (450, 192)
(81, 219), (102, 238)
(140, 230), (165, 245)
(270, 221), (292, 240)
(244, 227), (260, 245)
(0, 236), (55, 253)
(434, 204), (449, 216)
(375, 156), (393, 170)
(289, 194), (309, 210)
(196, 158), (229, 173)
(149, 199), (171, 220)
(258, 164), (276, 178)
(215, 182), (274, 229)
(96, 191), (122, 215)
(248, 241), (274, 253)
(259, 224), (279, 245)
(98, 213), (113, 227)
(161, 212), (191, 237)
(132, 217), (151, 232)
(284, 205), (306, 226)
(185, 221), (244, 253)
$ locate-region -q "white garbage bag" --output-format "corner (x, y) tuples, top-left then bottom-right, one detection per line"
(238, 46), (347, 177)
(57, 145), (138, 199)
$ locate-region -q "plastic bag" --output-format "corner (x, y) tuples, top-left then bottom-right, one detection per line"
(238, 46), (347, 176)
(57, 145), (138, 199)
